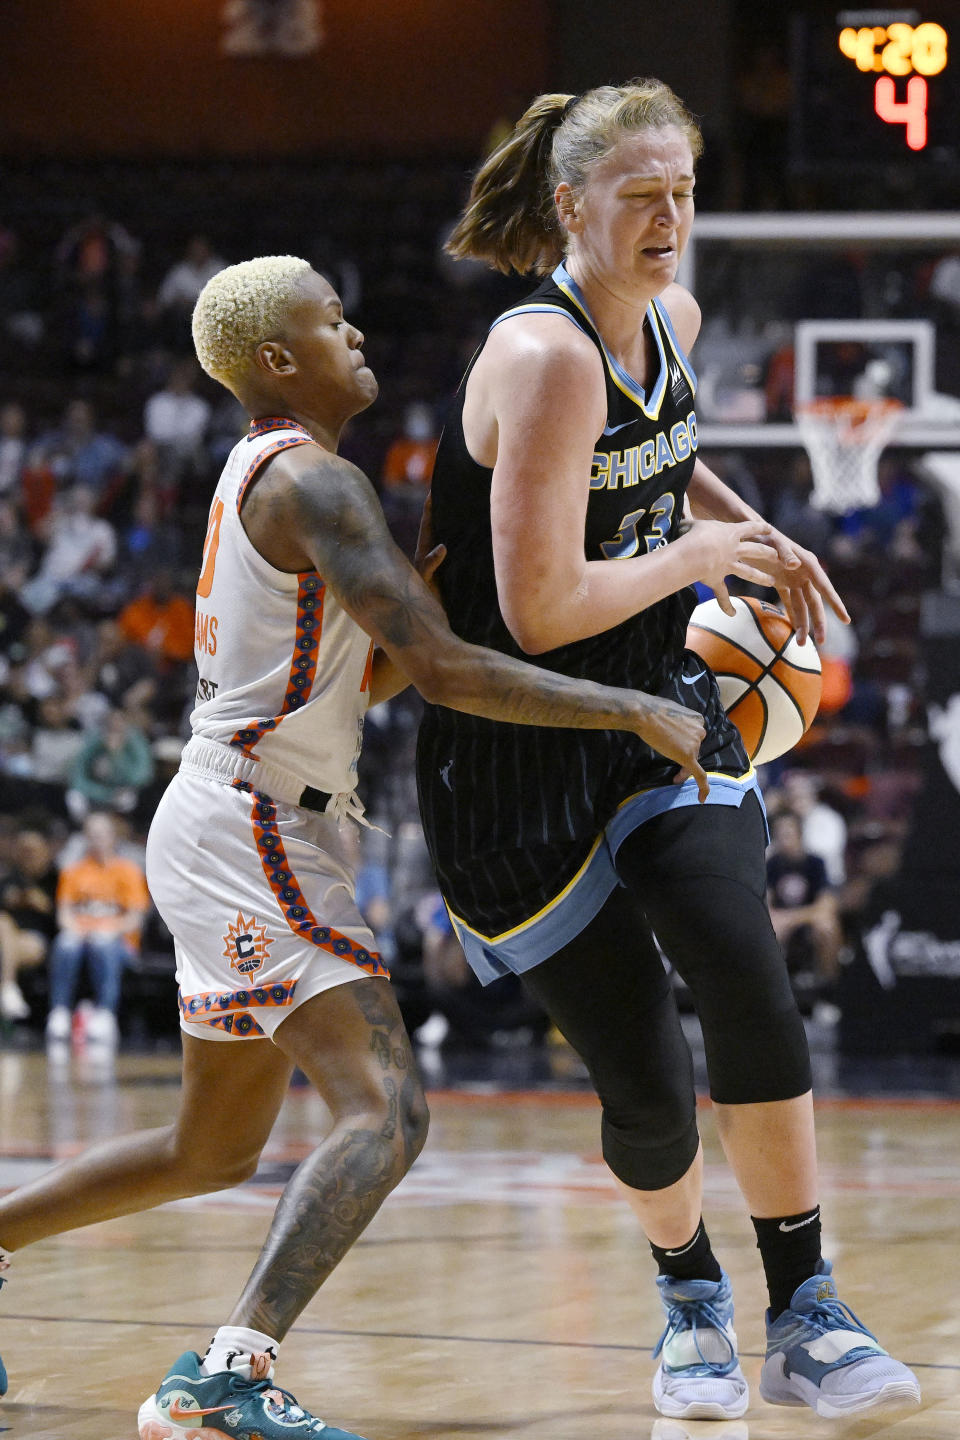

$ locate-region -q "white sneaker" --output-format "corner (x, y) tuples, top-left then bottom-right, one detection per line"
(0, 982), (29, 1021)
(45, 1005), (71, 1042)
(85, 1008), (118, 1047)
(652, 1272), (749, 1420)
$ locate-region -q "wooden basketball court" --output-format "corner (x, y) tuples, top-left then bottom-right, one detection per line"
(0, 1047), (956, 1439)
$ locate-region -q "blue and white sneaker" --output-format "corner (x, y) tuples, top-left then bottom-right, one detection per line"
(652, 1272), (749, 1420)
(137, 1349), (370, 1438)
(760, 1260), (921, 1417)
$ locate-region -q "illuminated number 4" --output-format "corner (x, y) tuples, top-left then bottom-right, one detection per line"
(600, 492), (675, 559)
(874, 75), (927, 150)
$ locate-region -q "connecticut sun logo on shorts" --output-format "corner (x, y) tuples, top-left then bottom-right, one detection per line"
(222, 911), (275, 976)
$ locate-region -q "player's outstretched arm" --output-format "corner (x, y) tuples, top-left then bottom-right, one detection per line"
(268, 450), (710, 797)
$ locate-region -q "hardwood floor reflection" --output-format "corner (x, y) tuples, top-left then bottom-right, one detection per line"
(0, 1047), (956, 1438)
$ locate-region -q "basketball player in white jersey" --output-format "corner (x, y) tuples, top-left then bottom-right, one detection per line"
(0, 256), (709, 1440)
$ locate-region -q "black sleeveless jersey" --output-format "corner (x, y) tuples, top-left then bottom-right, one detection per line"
(417, 263), (747, 933)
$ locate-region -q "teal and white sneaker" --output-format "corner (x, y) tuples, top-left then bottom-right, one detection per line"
(760, 1261), (921, 1417)
(652, 1272), (749, 1420)
(137, 1350), (370, 1439)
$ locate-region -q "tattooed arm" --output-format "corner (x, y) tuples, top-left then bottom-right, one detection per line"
(240, 445), (710, 795)
(366, 496), (447, 708)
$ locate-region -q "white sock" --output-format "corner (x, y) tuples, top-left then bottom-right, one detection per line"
(201, 1324), (279, 1378)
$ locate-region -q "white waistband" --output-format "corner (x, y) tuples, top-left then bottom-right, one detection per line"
(179, 735), (367, 824)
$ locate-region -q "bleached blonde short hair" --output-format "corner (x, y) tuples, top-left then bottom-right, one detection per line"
(192, 255), (314, 385)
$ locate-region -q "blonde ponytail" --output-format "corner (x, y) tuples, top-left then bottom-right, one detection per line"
(445, 93), (574, 277)
(447, 79), (703, 277)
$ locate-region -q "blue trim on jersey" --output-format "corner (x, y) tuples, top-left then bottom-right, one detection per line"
(449, 773), (767, 984)
(650, 295), (698, 394)
(605, 770), (767, 855)
(489, 302), (590, 337)
(552, 263), (669, 419)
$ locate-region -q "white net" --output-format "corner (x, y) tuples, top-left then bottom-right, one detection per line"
(794, 398), (904, 514)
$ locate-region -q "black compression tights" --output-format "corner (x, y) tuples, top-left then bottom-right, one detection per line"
(521, 793), (812, 1191)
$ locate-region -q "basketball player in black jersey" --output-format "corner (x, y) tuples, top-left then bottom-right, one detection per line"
(417, 79), (919, 1421)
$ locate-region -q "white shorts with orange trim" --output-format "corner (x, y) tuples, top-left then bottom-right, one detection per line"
(145, 769), (387, 1043)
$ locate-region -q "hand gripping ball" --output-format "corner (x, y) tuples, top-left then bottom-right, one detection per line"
(685, 596), (822, 765)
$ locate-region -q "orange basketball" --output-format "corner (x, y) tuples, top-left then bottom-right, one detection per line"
(685, 596), (822, 765)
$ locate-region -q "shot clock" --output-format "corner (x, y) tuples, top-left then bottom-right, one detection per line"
(790, 7), (959, 176)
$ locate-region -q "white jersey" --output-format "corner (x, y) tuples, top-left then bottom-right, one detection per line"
(188, 418), (373, 803)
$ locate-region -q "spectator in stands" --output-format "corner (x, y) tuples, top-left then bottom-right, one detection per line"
(835, 455), (927, 562)
(116, 483), (183, 585)
(416, 892), (550, 1050)
(64, 283), (116, 372)
(156, 235), (226, 348)
(20, 485), (117, 615)
(769, 452), (836, 559)
(142, 358), (212, 499)
(766, 809), (842, 1014)
(380, 401), (438, 554)
(18, 446), (57, 538)
(90, 618), (160, 725)
(699, 450), (764, 519)
(117, 569), (195, 668)
(0, 570), (31, 666)
(779, 770), (849, 885)
(55, 211), (140, 293)
(0, 402), (28, 497)
(34, 399), (128, 500)
(44, 810), (150, 1047)
(0, 498), (37, 596)
(67, 707), (155, 820)
(18, 615), (84, 702)
(26, 692), (87, 788)
(381, 400), (438, 493)
(0, 677), (34, 778)
(762, 325), (795, 423)
(206, 390), (248, 468)
(0, 827), (58, 1021)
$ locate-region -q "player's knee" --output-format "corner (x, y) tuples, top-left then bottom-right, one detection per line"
(705, 1003), (811, 1104)
(331, 1073), (429, 1176)
(373, 1079), (429, 1173)
(601, 1109), (700, 1191)
(166, 1125), (262, 1191)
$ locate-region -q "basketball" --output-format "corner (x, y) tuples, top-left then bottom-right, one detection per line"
(685, 596), (822, 765)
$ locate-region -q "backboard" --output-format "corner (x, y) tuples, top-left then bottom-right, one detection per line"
(677, 211), (960, 449)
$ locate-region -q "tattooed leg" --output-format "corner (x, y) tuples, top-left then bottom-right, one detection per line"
(228, 977), (429, 1340)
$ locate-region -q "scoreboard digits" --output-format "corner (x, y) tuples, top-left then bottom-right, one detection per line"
(837, 20), (948, 151)
(837, 21), (947, 77)
(790, 9), (958, 175)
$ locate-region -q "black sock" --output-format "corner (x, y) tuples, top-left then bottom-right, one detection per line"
(649, 1217), (723, 1283)
(752, 1207), (823, 1318)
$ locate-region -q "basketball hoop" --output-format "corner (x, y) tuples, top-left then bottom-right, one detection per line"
(794, 397), (903, 514)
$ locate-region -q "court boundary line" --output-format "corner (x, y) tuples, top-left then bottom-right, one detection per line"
(2, 1311), (957, 1372)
